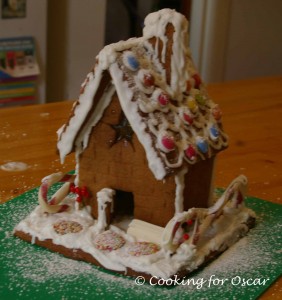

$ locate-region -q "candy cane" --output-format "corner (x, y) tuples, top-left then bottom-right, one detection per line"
(162, 209), (202, 252)
(162, 175), (248, 253)
(38, 172), (75, 213)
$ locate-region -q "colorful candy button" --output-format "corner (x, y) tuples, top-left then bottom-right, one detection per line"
(185, 145), (196, 160)
(183, 112), (193, 125)
(196, 138), (208, 154)
(187, 98), (197, 111)
(124, 52), (139, 71)
(143, 72), (155, 87)
(210, 125), (219, 140)
(195, 94), (206, 106)
(212, 105), (222, 121)
(192, 73), (202, 89)
(158, 92), (170, 106)
(161, 135), (175, 152)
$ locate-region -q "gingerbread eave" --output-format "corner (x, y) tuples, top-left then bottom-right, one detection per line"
(57, 9), (228, 182)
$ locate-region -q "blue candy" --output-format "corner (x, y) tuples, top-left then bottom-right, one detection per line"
(126, 54), (139, 71)
(196, 138), (208, 153)
(210, 125), (219, 140)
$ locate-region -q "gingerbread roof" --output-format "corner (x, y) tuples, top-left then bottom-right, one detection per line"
(57, 9), (228, 180)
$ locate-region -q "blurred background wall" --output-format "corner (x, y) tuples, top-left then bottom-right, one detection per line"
(0, 0), (47, 103)
(190, 0), (282, 83)
(0, 0), (281, 104)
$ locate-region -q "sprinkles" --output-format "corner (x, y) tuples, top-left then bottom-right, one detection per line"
(127, 242), (160, 257)
(93, 231), (125, 251)
(53, 220), (83, 235)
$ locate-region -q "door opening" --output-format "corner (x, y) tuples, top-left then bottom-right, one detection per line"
(112, 190), (134, 231)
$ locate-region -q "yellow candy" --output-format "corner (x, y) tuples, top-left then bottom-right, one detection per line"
(187, 98), (197, 111)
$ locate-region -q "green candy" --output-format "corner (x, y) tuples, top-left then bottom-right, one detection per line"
(195, 94), (206, 105)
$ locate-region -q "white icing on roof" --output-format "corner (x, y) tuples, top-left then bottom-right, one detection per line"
(57, 9), (228, 180)
(143, 8), (189, 99)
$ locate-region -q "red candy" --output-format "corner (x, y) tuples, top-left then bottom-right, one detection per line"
(143, 73), (155, 87)
(161, 135), (175, 151)
(183, 233), (190, 240)
(70, 183), (76, 193)
(192, 74), (202, 89)
(185, 145), (196, 160)
(76, 195), (82, 203)
(70, 185), (90, 200)
(75, 186), (82, 195)
(81, 186), (90, 198)
(183, 113), (193, 125)
(212, 105), (222, 121)
(186, 219), (193, 226)
(158, 92), (170, 106)
(186, 80), (192, 93)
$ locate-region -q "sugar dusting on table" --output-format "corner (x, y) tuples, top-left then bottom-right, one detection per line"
(1, 162), (29, 172)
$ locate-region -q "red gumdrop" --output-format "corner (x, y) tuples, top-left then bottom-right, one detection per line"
(183, 233), (190, 240)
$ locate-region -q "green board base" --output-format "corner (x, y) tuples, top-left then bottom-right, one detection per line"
(0, 188), (281, 300)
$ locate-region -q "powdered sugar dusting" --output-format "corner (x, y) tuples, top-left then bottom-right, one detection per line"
(0, 191), (281, 299)
(1, 161), (29, 172)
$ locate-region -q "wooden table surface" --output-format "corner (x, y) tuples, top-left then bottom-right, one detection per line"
(0, 76), (281, 298)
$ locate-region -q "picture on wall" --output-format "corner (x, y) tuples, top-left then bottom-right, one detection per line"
(1, 0), (26, 19)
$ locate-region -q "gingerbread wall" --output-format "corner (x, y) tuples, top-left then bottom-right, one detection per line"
(78, 94), (177, 227)
(78, 88), (215, 227)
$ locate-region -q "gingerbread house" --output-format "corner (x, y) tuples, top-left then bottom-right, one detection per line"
(57, 9), (228, 228)
(14, 9), (255, 281)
